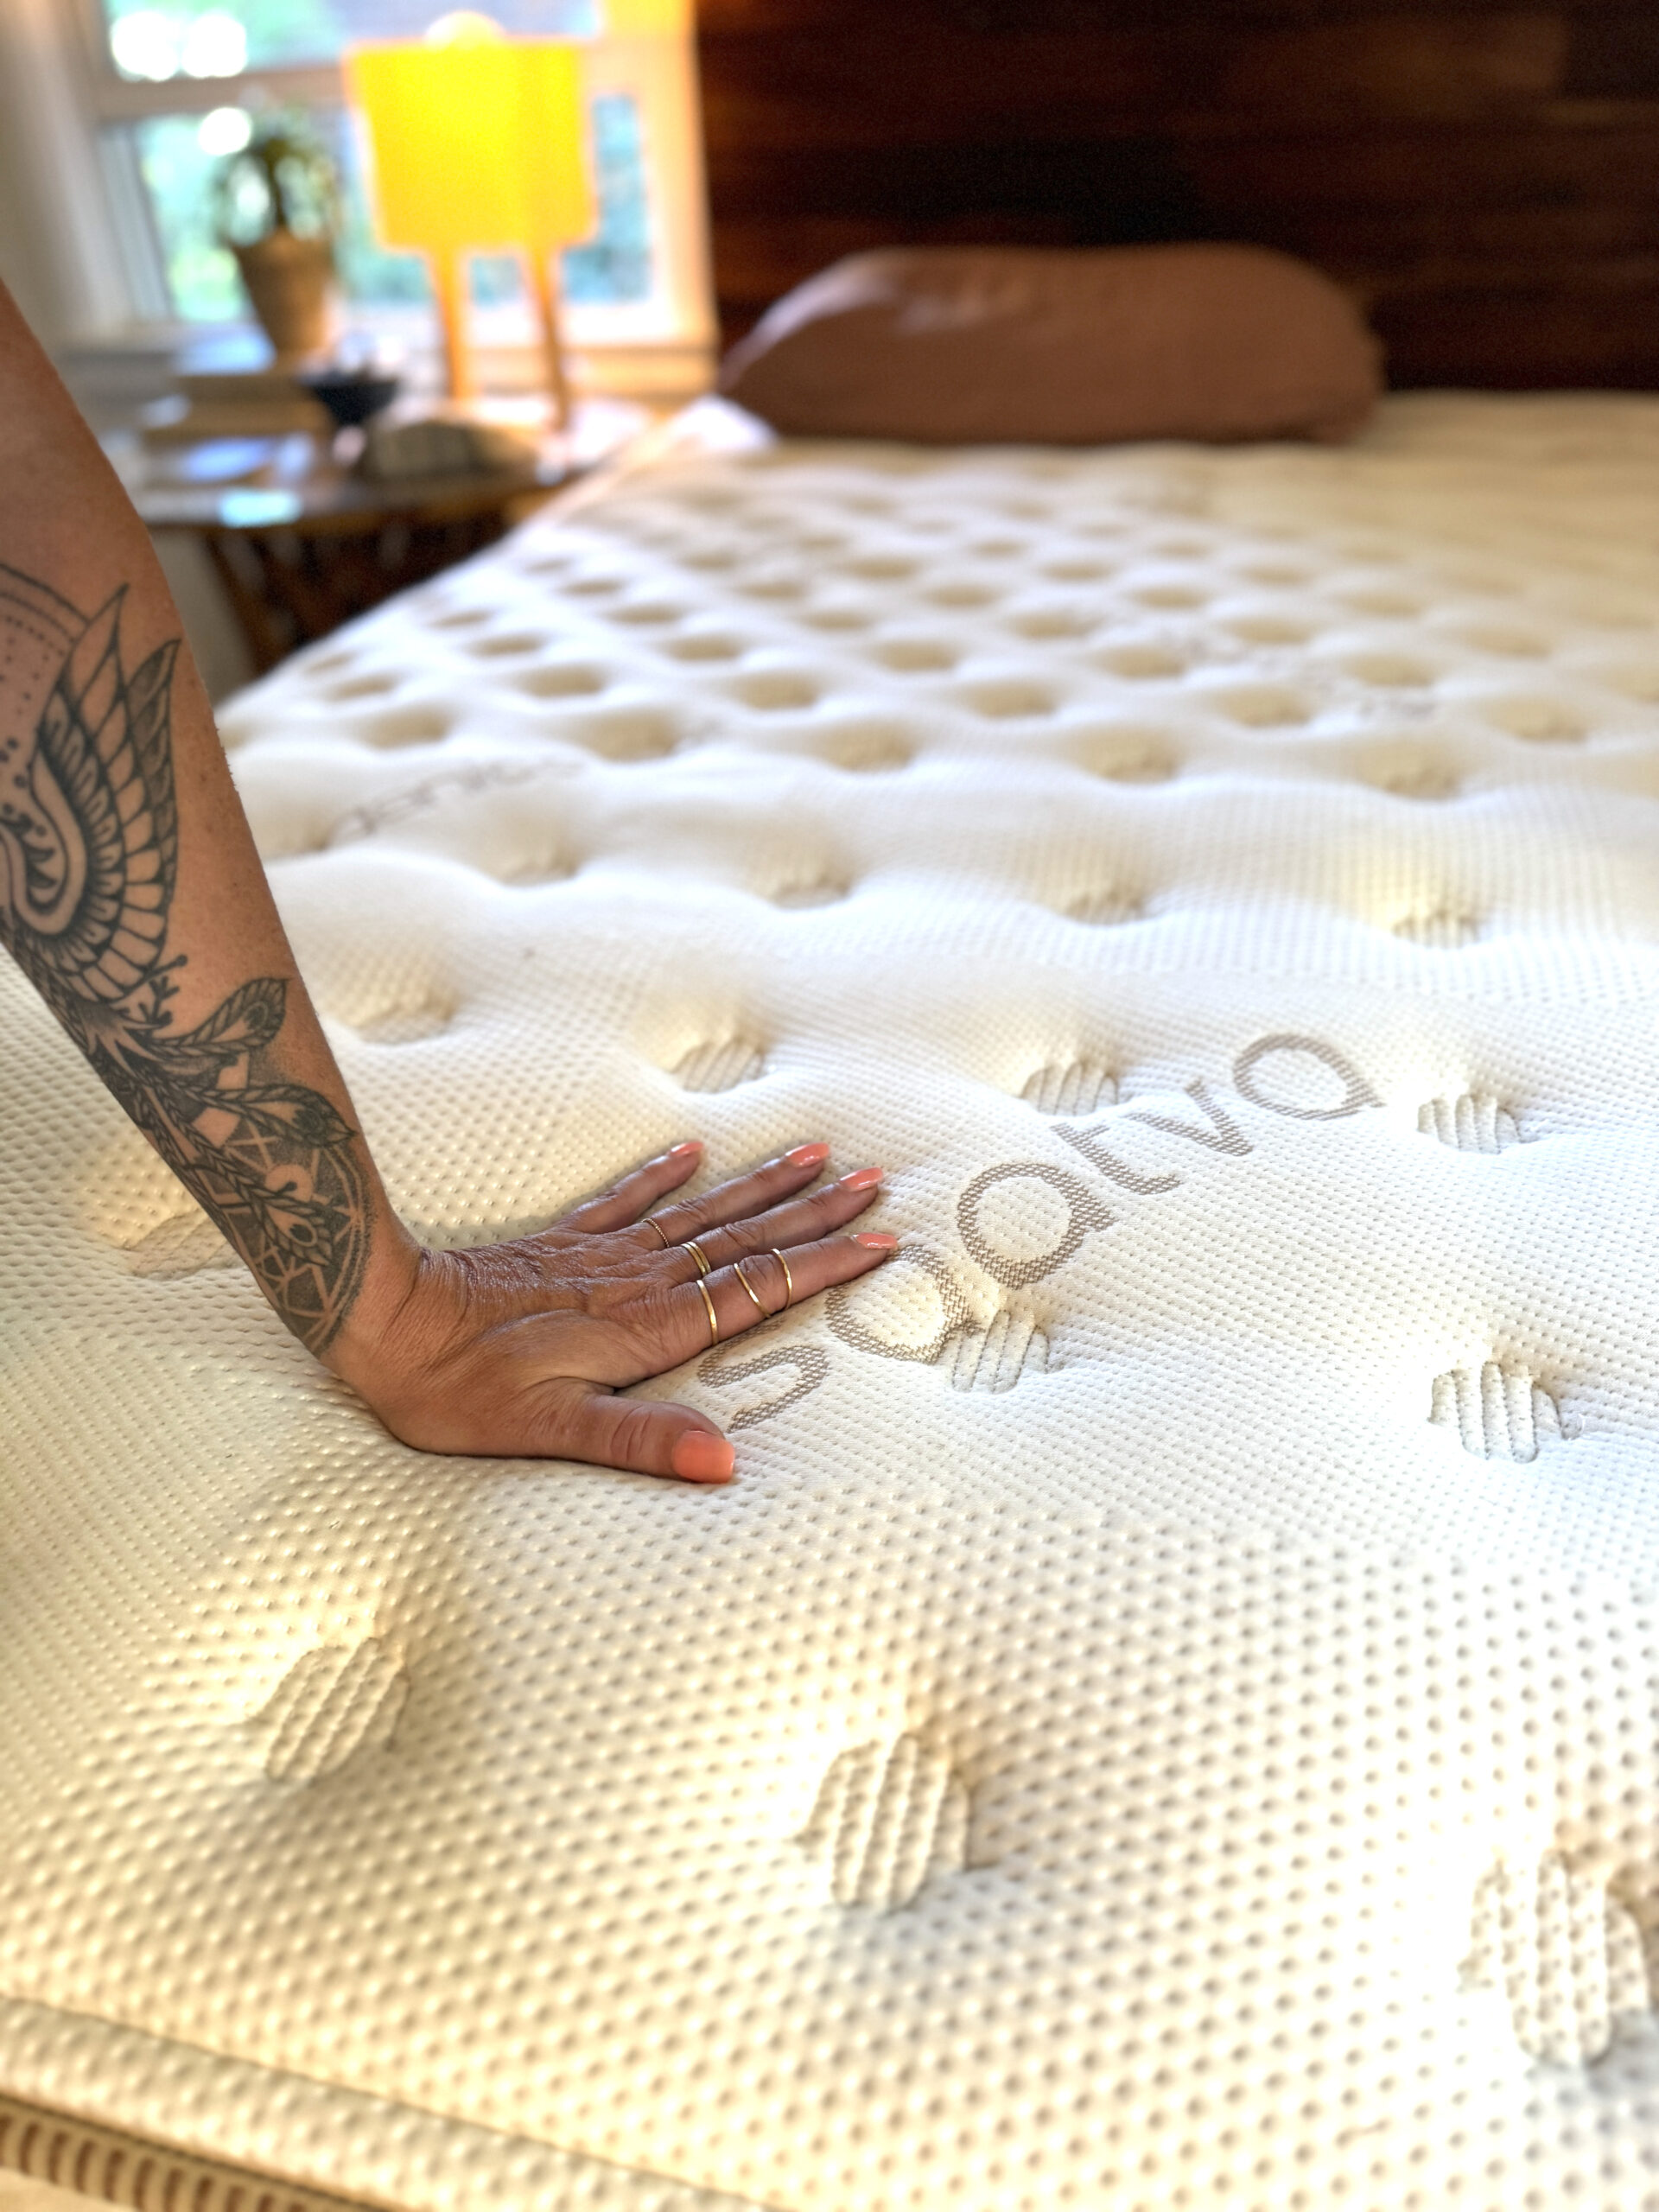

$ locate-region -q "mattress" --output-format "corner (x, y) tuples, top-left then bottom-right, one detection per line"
(6, 392), (1659, 2211)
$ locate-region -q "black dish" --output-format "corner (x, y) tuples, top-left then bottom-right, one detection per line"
(296, 368), (402, 429)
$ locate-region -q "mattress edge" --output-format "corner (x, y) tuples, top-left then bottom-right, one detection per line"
(0, 2000), (777, 2212)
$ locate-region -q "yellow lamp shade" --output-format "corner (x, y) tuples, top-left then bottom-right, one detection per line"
(346, 35), (594, 260)
(602, 0), (691, 31)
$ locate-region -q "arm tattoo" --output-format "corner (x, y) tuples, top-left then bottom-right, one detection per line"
(0, 563), (368, 1352)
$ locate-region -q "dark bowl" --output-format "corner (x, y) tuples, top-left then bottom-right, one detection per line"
(296, 370), (402, 429)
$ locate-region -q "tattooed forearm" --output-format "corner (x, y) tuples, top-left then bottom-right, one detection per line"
(0, 563), (368, 1351)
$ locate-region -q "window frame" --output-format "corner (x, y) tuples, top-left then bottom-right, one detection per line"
(60, 0), (716, 366)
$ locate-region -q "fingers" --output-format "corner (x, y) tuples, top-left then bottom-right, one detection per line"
(640, 1141), (836, 1249)
(675, 1165), (884, 1275)
(543, 1382), (737, 1484)
(575, 1142), (884, 1267)
(672, 1229), (897, 1365)
(561, 1141), (703, 1236)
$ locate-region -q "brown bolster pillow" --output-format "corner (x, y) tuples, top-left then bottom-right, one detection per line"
(719, 244), (1383, 447)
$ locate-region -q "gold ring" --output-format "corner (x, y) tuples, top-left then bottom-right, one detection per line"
(696, 1277), (719, 1347)
(732, 1256), (769, 1319)
(641, 1215), (670, 1249)
(684, 1238), (712, 1278)
(771, 1248), (795, 1307)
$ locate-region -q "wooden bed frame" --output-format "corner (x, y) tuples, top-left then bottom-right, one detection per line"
(695, 0), (1659, 390)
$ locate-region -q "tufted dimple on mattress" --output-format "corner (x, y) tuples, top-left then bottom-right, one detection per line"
(8, 395), (1659, 2211)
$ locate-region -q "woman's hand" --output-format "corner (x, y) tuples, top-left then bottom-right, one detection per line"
(322, 1141), (893, 1482)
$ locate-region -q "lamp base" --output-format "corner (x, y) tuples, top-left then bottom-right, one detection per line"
(428, 250), (570, 426)
(531, 253), (572, 431)
(431, 251), (474, 401)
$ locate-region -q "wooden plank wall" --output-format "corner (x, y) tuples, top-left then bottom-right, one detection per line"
(695, 0), (1659, 387)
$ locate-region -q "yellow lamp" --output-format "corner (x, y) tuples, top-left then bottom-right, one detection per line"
(346, 12), (595, 419)
(601, 0), (690, 27)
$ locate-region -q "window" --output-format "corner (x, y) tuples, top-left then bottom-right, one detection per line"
(75, 0), (715, 384)
(105, 3), (601, 75)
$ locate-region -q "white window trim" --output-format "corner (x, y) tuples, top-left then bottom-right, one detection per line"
(0, 0), (135, 340)
(1, 0), (715, 388)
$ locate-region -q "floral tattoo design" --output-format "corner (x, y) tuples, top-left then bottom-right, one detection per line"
(0, 563), (367, 1351)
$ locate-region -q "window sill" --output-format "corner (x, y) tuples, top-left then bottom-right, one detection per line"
(57, 322), (717, 433)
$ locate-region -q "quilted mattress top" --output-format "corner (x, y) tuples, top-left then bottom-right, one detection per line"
(7, 394), (1659, 2209)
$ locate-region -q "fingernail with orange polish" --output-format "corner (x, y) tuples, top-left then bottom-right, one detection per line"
(668, 1141), (702, 1159)
(851, 1231), (899, 1250)
(785, 1142), (830, 1167)
(672, 1431), (734, 1483)
(841, 1166), (885, 1191)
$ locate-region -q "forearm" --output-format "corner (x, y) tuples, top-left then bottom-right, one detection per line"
(0, 283), (896, 1478)
(0, 280), (417, 1357)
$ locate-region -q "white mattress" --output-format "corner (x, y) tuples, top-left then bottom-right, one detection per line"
(7, 393), (1659, 2211)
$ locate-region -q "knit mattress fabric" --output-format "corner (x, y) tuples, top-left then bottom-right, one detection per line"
(5, 395), (1659, 2210)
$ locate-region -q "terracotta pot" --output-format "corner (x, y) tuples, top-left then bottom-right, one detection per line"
(231, 230), (335, 362)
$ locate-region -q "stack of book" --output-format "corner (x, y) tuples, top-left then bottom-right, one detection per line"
(141, 332), (332, 445)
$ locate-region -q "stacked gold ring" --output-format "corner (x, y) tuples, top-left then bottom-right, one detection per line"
(732, 1257), (769, 1318)
(684, 1239), (712, 1277)
(771, 1248), (795, 1307)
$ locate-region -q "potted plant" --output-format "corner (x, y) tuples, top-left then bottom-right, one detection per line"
(217, 118), (340, 362)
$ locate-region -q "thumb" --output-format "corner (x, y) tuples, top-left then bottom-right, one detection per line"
(537, 1382), (735, 1484)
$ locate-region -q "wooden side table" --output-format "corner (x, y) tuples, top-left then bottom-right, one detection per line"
(133, 436), (575, 675)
